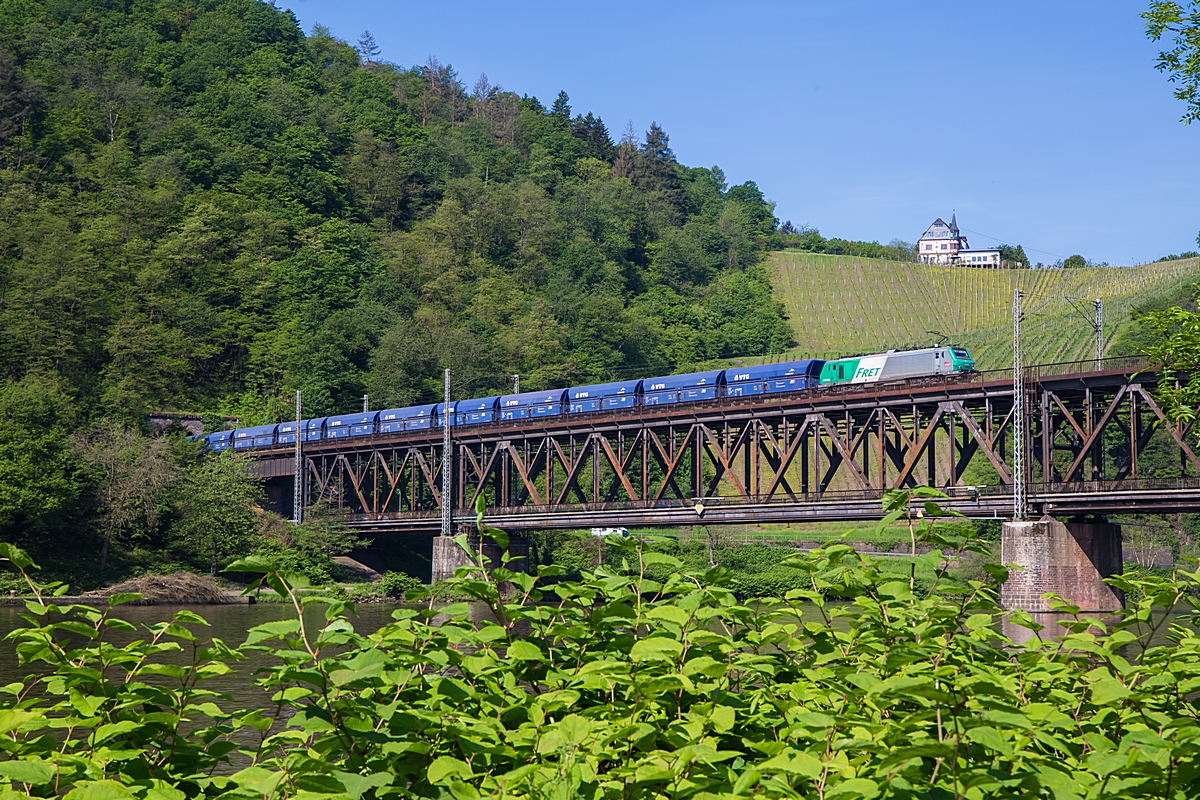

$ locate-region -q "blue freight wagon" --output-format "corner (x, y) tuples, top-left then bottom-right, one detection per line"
(325, 415), (349, 439)
(206, 430), (233, 452)
(233, 424), (277, 450)
(352, 412), (379, 436)
(725, 360), (825, 397)
(302, 418), (326, 442)
(499, 389), (567, 421)
(456, 397), (499, 427)
(434, 402), (456, 428)
(642, 370), (726, 406)
(277, 421), (299, 445)
(379, 404), (437, 433)
(568, 379), (643, 414)
(325, 411), (378, 437)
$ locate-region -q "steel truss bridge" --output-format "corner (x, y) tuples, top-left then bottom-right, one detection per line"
(251, 359), (1200, 534)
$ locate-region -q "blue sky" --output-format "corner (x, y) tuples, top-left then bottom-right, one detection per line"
(288, 1), (1195, 266)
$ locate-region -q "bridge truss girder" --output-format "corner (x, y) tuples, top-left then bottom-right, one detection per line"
(296, 387), (1021, 527)
(1034, 380), (1200, 488)
(253, 369), (1200, 531)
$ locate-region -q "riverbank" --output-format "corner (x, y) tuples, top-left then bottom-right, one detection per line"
(0, 594), (253, 605)
(0, 571), (254, 605)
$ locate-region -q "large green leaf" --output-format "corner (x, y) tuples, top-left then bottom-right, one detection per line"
(333, 771), (392, 799)
(0, 760), (54, 785)
(629, 637), (683, 663)
(0, 544), (36, 571)
(506, 640), (544, 661)
(222, 556), (278, 574)
(427, 756), (472, 784)
(64, 781), (136, 800)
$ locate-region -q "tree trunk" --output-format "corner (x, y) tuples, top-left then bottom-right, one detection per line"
(99, 529), (111, 572)
(210, 539), (217, 577)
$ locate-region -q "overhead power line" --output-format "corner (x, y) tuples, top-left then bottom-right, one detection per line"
(959, 226), (1064, 261)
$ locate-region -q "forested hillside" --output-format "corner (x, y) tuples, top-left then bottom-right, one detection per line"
(0, 0), (795, 581)
(0, 0), (792, 424)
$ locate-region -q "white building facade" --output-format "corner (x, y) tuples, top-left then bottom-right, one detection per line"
(917, 214), (1001, 266)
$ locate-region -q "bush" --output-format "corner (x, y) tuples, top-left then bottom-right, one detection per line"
(250, 540), (341, 585)
(246, 506), (361, 586)
(728, 562), (809, 598)
(6, 494), (1200, 798)
(378, 570), (422, 599)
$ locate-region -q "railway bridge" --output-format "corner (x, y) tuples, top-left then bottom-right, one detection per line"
(249, 358), (1200, 611)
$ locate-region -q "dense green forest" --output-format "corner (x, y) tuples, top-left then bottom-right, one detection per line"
(0, 0), (799, 581)
(0, 0), (793, 424)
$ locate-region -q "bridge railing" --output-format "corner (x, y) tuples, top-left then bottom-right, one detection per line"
(962, 356), (1149, 387)
(1023, 355), (1148, 381)
(1034, 476), (1200, 494)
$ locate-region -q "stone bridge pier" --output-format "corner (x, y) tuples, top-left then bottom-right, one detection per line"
(1000, 518), (1123, 612)
(432, 526), (530, 583)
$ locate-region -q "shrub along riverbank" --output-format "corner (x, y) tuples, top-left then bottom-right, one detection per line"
(1, 491), (1200, 798)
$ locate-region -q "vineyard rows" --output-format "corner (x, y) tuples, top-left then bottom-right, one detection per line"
(763, 252), (1200, 370)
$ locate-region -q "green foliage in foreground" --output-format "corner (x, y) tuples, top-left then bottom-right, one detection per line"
(3, 495), (1200, 798)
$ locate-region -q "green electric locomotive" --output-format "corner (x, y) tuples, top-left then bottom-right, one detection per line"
(819, 346), (975, 385)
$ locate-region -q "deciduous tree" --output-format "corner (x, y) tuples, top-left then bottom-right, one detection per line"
(0, 376), (82, 539)
(73, 422), (174, 572)
(173, 451), (263, 576)
(1144, 1), (1200, 122)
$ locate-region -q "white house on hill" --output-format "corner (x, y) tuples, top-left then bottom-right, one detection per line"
(918, 214), (1001, 266)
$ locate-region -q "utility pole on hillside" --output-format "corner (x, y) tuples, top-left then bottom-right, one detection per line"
(293, 390), (302, 525)
(1066, 296), (1104, 370)
(1012, 288), (1026, 521)
(362, 394), (369, 412)
(512, 374), (519, 394)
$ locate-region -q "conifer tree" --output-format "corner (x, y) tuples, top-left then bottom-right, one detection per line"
(551, 90), (571, 123)
(636, 122), (683, 210)
(571, 112), (614, 161)
(356, 30), (380, 64)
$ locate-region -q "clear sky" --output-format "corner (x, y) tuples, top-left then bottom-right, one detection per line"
(287, 0), (1196, 266)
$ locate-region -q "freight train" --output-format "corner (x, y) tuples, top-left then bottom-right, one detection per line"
(203, 345), (974, 452)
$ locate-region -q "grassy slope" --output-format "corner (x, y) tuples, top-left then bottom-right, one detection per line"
(758, 252), (1200, 370)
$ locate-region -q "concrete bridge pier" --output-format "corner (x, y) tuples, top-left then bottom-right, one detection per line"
(431, 526), (530, 583)
(1000, 517), (1123, 612)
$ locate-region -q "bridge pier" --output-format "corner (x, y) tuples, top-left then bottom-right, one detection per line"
(1000, 518), (1123, 612)
(431, 526), (530, 583)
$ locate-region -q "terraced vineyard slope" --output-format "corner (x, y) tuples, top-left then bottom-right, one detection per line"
(766, 252), (1200, 370)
